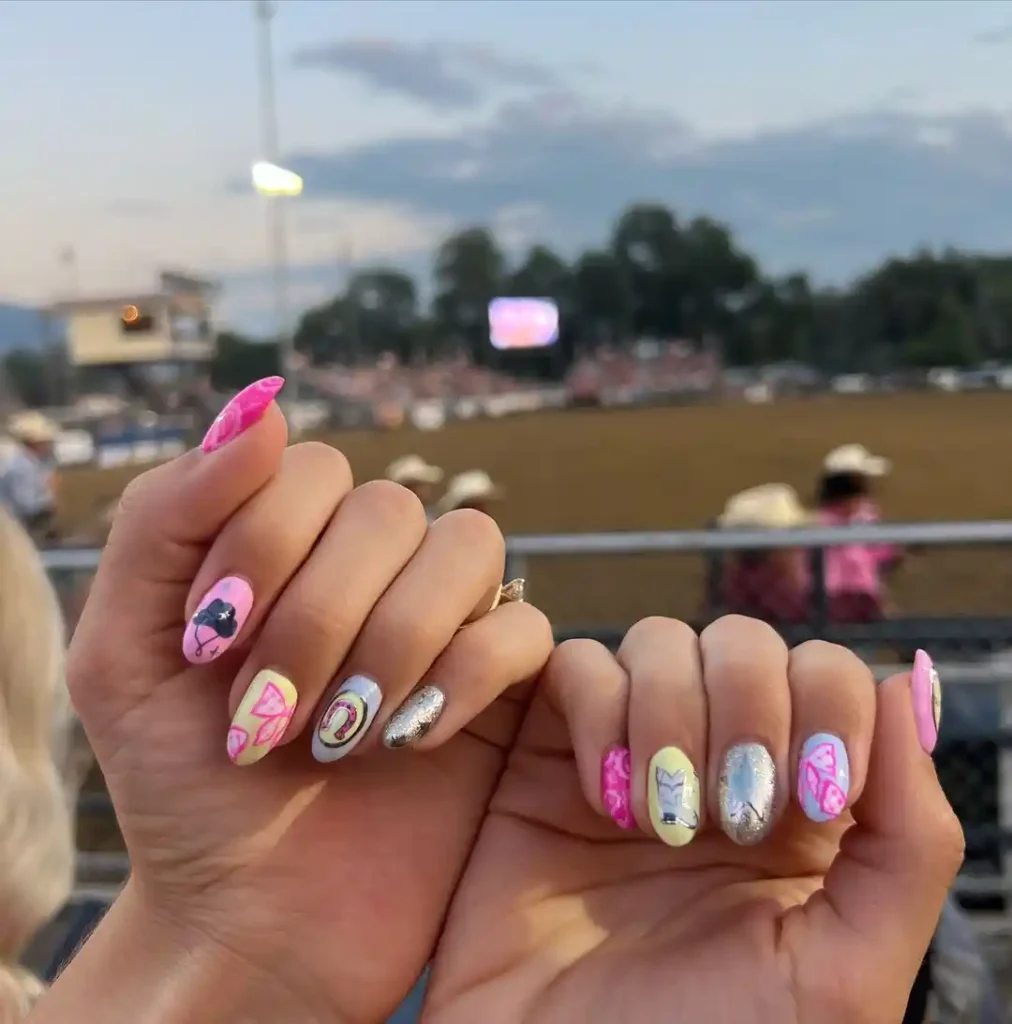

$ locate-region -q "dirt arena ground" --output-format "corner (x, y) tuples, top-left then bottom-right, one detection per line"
(56, 391), (1012, 633)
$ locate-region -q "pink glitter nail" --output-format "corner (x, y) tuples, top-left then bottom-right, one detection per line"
(601, 746), (635, 829)
(201, 376), (284, 454)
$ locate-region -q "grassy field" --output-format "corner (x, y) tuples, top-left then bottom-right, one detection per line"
(56, 391), (1012, 632)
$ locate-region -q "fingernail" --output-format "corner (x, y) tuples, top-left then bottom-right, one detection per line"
(228, 669), (297, 767)
(183, 576), (253, 664)
(601, 746), (635, 829)
(647, 746), (700, 847)
(312, 675), (383, 763)
(797, 733), (850, 823)
(201, 376), (284, 453)
(383, 686), (446, 748)
(912, 649), (941, 754)
(719, 742), (776, 845)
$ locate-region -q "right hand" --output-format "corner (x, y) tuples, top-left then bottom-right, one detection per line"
(427, 617), (963, 1024)
(61, 379), (553, 1021)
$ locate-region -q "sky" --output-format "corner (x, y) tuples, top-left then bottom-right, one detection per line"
(3, 0), (1012, 334)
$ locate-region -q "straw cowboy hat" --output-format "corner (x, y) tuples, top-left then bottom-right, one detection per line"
(718, 483), (814, 530)
(438, 470), (503, 513)
(385, 454), (443, 486)
(7, 410), (58, 444)
(823, 443), (891, 477)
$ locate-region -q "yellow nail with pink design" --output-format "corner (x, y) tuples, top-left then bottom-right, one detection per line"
(228, 669), (298, 767)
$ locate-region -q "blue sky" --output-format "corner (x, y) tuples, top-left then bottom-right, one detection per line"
(3, 0), (1012, 333)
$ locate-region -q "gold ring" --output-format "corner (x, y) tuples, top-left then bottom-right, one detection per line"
(488, 577), (525, 613)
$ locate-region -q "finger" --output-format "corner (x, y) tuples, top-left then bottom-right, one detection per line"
(620, 617), (705, 847)
(699, 615), (789, 846)
(311, 509), (505, 763)
(812, 655), (962, 1003)
(182, 442), (353, 665)
(787, 641), (876, 824)
(383, 601), (554, 750)
(70, 378), (286, 721)
(525, 638), (634, 829)
(224, 480), (427, 765)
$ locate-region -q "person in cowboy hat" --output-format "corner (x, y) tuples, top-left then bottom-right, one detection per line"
(436, 470), (503, 518)
(385, 455), (444, 521)
(815, 443), (902, 621)
(714, 483), (814, 626)
(0, 411), (60, 543)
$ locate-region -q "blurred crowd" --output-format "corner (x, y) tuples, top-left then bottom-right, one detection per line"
(0, 404), (924, 635)
(715, 443), (902, 627)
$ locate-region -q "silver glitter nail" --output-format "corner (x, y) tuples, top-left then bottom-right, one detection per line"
(718, 742), (776, 846)
(383, 686), (446, 749)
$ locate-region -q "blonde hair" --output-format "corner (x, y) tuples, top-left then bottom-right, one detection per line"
(0, 508), (84, 1020)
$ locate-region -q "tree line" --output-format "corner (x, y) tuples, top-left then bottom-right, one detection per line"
(7, 201), (1012, 405)
(284, 202), (1012, 380)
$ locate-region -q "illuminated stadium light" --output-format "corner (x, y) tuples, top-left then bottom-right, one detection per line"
(251, 161), (303, 197)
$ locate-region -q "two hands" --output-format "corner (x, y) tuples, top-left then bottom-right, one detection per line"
(33, 381), (963, 1024)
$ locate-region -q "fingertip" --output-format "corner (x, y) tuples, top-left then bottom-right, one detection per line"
(201, 376), (287, 454)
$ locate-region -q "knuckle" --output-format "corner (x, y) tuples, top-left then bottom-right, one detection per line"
(115, 469), (157, 523)
(928, 800), (966, 874)
(269, 593), (337, 653)
(623, 615), (696, 650)
(700, 613), (783, 651)
(789, 639), (873, 684)
(352, 479), (426, 532)
(285, 441), (353, 488)
(548, 637), (605, 675)
(437, 508), (505, 558)
(367, 602), (442, 660)
(507, 603), (555, 654)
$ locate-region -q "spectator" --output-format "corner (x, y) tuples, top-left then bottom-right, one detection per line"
(716, 484), (812, 625)
(816, 443), (901, 622)
(385, 455), (444, 520)
(0, 507), (89, 1018)
(0, 412), (59, 544)
(437, 470), (503, 518)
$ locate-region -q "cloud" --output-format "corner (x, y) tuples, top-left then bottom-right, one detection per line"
(104, 198), (165, 218)
(290, 38), (560, 111)
(973, 24), (1012, 45)
(283, 93), (1012, 281)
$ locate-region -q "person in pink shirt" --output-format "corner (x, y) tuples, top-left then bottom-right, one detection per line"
(816, 444), (903, 621)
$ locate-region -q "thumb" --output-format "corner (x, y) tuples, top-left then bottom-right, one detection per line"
(812, 652), (964, 990)
(69, 377), (288, 717)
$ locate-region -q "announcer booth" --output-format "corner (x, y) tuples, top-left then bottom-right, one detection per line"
(49, 271), (216, 399)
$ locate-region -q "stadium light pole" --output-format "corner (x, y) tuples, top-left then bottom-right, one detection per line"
(253, 0), (298, 399)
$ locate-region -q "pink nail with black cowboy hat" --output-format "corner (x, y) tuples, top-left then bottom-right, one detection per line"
(183, 576), (254, 664)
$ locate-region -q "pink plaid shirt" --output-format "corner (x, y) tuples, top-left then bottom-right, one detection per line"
(818, 501), (898, 597)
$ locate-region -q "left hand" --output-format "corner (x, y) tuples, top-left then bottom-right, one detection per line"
(59, 385), (553, 1022)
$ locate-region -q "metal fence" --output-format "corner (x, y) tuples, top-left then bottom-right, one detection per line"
(44, 519), (1012, 911)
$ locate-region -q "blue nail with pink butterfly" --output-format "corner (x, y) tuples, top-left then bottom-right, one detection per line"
(797, 732), (850, 823)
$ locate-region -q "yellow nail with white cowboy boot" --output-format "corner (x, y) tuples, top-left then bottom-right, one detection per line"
(227, 669), (298, 767)
(648, 746), (701, 847)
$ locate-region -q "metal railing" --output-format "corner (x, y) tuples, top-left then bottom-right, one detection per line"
(54, 520), (1012, 908)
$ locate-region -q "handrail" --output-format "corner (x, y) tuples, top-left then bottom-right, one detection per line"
(40, 520), (1012, 572)
(506, 520), (1012, 555)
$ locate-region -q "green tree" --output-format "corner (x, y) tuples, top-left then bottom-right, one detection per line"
(432, 227), (507, 362)
(211, 332), (281, 390)
(2, 349), (51, 407)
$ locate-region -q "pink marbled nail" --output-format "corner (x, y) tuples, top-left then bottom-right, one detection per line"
(183, 576), (254, 664)
(601, 746), (635, 829)
(201, 376), (284, 453)
(911, 649), (941, 754)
